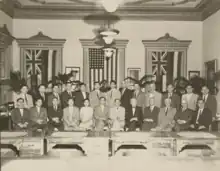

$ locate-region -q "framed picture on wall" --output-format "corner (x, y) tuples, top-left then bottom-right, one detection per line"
(65, 66), (80, 80)
(188, 71), (200, 79)
(127, 68), (141, 80)
(205, 59), (218, 94)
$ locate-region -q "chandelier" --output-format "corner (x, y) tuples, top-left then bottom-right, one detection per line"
(101, 0), (124, 13)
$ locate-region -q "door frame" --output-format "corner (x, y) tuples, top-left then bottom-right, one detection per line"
(17, 31), (66, 79)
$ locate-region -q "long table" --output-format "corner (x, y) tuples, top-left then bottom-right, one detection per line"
(1, 131), (220, 159)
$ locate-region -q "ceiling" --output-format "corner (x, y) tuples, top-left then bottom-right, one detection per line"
(1, 0), (220, 21)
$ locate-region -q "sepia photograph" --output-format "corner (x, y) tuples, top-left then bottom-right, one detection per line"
(1, 0), (220, 171)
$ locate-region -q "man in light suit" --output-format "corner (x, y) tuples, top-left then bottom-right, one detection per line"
(145, 82), (162, 108)
(162, 84), (180, 110)
(47, 84), (61, 108)
(90, 82), (102, 108)
(30, 98), (48, 132)
(156, 98), (176, 131)
(125, 98), (143, 131)
(93, 97), (110, 131)
(14, 85), (33, 109)
(107, 80), (121, 107)
(109, 99), (125, 131)
(11, 98), (30, 130)
(182, 84), (198, 111)
(133, 83), (145, 108)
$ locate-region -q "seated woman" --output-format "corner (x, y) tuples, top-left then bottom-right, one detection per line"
(29, 98), (48, 132)
(109, 99), (125, 131)
(174, 99), (194, 131)
(142, 97), (159, 131)
(155, 98), (176, 132)
(63, 98), (80, 131)
(47, 97), (63, 131)
(79, 99), (94, 130)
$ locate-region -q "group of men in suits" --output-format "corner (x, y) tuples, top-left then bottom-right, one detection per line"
(10, 77), (220, 132)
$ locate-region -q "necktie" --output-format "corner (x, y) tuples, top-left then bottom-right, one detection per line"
(69, 92), (72, 97)
(150, 106), (153, 112)
(165, 108), (168, 116)
(168, 93), (172, 98)
(54, 106), (57, 111)
(203, 95), (206, 102)
(24, 94), (28, 104)
(97, 91), (99, 98)
(196, 109), (202, 124)
(110, 90), (113, 99)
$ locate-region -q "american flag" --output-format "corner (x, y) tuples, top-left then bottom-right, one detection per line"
(89, 48), (118, 90)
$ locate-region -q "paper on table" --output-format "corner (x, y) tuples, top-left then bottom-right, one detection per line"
(0, 132), (27, 138)
(50, 132), (88, 138)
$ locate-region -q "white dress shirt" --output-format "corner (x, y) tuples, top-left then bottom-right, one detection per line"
(196, 108), (203, 124)
(132, 107), (136, 116)
(19, 109), (24, 117)
(82, 92), (86, 99)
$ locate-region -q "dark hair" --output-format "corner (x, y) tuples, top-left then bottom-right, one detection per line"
(83, 98), (90, 102)
(167, 83), (174, 87)
(35, 97), (43, 104)
(17, 98), (24, 102)
(68, 97), (74, 102)
(197, 97), (204, 103)
(94, 81), (100, 85)
(20, 84), (28, 89)
(110, 80), (117, 85)
(52, 97), (59, 101)
(38, 84), (46, 89)
(99, 96), (106, 101)
(52, 84), (59, 88)
(66, 81), (72, 85)
(202, 85), (209, 90)
(80, 83), (86, 87)
(186, 83), (193, 88)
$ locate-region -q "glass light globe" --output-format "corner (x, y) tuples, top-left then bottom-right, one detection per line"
(101, 0), (120, 13)
(103, 36), (113, 44)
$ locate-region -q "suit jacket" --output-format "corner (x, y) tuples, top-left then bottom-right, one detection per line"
(89, 90), (103, 108)
(63, 106), (80, 130)
(216, 91), (220, 115)
(162, 93), (180, 110)
(133, 90), (145, 108)
(182, 93), (198, 111)
(36, 92), (48, 108)
(11, 108), (30, 129)
(174, 108), (194, 130)
(125, 106), (143, 131)
(203, 94), (217, 118)
(120, 88), (133, 110)
(14, 93), (33, 109)
(191, 108), (212, 130)
(29, 107), (47, 124)
(145, 91), (162, 108)
(109, 106), (125, 130)
(47, 93), (61, 107)
(93, 105), (110, 130)
(74, 91), (89, 108)
(47, 106), (63, 121)
(61, 91), (74, 109)
(157, 107), (176, 130)
(106, 89), (121, 107)
(142, 106), (159, 131)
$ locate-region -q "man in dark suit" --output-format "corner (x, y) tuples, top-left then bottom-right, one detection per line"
(74, 83), (89, 108)
(162, 84), (180, 110)
(48, 97), (63, 131)
(189, 98), (212, 131)
(120, 80), (133, 112)
(47, 84), (61, 108)
(61, 81), (74, 109)
(201, 85), (217, 119)
(142, 97), (160, 131)
(36, 84), (47, 108)
(11, 98), (30, 130)
(30, 98), (48, 132)
(174, 99), (194, 131)
(125, 98), (143, 131)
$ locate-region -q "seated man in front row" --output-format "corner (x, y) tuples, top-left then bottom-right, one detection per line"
(47, 97), (63, 131)
(189, 98), (212, 131)
(109, 99), (125, 131)
(11, 98), (30, 130)
(154, 98), (176, 131)
(125, 98), (143, 131)
(30, 98), (48, 132)
(93, 97), (110, 131)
